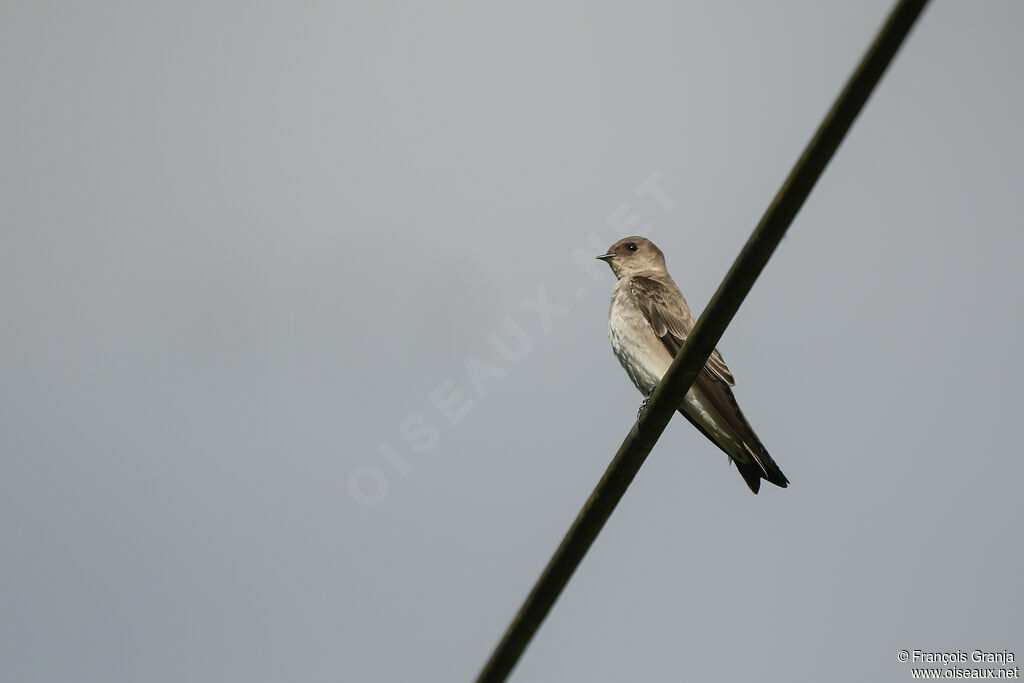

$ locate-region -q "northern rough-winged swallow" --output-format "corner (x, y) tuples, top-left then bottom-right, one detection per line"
(598, 236), (788, 494)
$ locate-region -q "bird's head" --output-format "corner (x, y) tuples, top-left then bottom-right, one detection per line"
(596, 236), (666, 278)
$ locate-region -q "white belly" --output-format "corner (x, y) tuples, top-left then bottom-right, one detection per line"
(608, 305), (670, 395)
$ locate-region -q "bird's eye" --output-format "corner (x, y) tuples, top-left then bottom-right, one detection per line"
(626, 242), (638, 252)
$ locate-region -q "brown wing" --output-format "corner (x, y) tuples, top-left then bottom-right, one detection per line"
(690, 367), (788, 487)
(630, 276), (736, 386)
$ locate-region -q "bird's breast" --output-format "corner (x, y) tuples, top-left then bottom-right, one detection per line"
(607, 285), (672, 394)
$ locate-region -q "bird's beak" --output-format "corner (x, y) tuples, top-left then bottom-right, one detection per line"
(596, 253), (615, 261)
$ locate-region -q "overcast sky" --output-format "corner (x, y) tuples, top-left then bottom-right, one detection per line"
(3, 1), (1023, 682)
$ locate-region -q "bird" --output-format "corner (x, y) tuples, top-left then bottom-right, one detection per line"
(597, 236), (788, 494)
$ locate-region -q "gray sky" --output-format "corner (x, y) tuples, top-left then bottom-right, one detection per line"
(3, 1), (1023, 682)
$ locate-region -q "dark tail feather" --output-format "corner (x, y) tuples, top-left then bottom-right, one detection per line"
(735, 450), (789, 495)
(736, 460), (763, 494)
(739, 444), (789, 495)
(677, 405), (790, 494)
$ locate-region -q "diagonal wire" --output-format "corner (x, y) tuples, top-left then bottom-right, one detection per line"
(475, 1), (930, 681)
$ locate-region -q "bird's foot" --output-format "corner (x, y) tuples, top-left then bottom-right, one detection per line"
(637, 385), (657, 422)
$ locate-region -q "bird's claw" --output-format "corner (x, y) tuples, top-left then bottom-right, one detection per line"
(637, 385), (657, 422)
